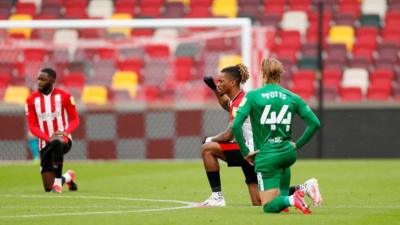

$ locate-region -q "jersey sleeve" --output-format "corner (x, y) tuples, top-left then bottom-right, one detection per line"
(25, 97), (50, 142)
(63, 93), (80, 135)
(295, 95), (312, 118)
(231, 93), (253, 157)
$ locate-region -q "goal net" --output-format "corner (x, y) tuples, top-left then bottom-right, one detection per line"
(0, 18), (253, 105)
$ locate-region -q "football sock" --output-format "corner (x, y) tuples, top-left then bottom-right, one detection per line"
(263, 196), (291, 213)
(206, 171), (221, 192)
(63, 172), (72, 183)
(280, 168), (291, 196)
(54, 178), (62, 187)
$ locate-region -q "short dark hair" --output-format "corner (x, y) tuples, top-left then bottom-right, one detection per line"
(40, 68), (57, 79)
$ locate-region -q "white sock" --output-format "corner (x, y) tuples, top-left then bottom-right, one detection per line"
(288, 195), (294, 206)
(63, 172), (72, 183)
(54, 178), (62, 187)
(212, 192), (223, 199)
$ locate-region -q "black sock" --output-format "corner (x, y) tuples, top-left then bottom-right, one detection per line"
(288, 186), (298, 195)
(206, 171), (221, 192)
(50, 140), (64, 178)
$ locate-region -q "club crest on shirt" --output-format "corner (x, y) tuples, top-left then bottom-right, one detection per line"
(70, 96), (75, 106)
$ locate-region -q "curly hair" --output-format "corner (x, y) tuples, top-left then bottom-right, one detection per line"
(221, 63), (250, 85)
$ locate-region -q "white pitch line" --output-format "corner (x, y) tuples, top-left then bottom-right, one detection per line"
(0, 195), (198, 219)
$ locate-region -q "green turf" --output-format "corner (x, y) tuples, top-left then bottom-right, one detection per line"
(0, 160), (399, 225)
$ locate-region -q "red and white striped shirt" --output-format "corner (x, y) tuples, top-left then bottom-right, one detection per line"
(25, 88), (80, 150)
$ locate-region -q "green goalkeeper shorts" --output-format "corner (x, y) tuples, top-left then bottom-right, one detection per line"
(256, 149), (297, 191)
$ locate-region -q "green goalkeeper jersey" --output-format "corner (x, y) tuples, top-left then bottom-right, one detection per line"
(232, 83), (320, 158)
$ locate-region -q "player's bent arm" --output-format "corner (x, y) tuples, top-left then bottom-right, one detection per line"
(213, 90), (230, 112)
(26, 102), (50, 142)
(231, 112), (250, 157)
(294, 111), (321, 149)
(210, 121), (234, 142)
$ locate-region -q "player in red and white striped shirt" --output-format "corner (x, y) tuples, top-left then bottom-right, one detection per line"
(25, 68), (80, 193)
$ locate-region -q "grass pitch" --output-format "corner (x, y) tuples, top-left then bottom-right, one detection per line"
(0, 160), (399, 225)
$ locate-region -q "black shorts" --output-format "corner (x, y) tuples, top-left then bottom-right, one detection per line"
(40, 140), (72, 173)
(218, 142), (248, 167)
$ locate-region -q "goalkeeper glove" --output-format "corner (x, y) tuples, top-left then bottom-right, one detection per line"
(203, 76), (217, 90)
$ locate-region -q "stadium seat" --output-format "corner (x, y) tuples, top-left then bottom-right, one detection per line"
(348, 57), (370, 69)
(362, 0), (387, 19)
(108, 13), (132, 37)
(218, 55), (242, 71)
(116, 58), (144, 76)
(64, 2), (88, 19)
(175, 42), (197, 57)
(174, 57), (194, 80)
(8, 14), (33, 39)
(24, 48), (47, 62)
(212, 0), (238, 18)
(53, 29), (79, 48)
(334, 13), (357, 26)
(61, 72), (86, 89)
(339, 0), (361, 19)
(297, 57), (318, 70)
(144, 44), (170, 58)
(323, 69), (342, 89)
(15, 2), (37, 17)
(329, 25), (355, 51)
(3, 86), (30, 105)
(81, 85), (108, 105)
(111, 71), (139, 96)
(340, 87), (363, 101)
(114, 0), (135, 16)
(163, 2), (186, 18)
(87, 0), (114, 19)
(168, 0), (190, 6)
(79, 28), (105, 39)
(0, 74), (11, 90)
(360, 14), (381, 28)
(367, 86), (391, 101)
(281, 11), (308, 36)
(342, 68), (369, 94)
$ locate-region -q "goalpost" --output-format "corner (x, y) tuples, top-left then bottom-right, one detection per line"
(0, 18), (253, 90)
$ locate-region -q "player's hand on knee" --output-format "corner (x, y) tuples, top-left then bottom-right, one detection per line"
(50, 133), (66, 143)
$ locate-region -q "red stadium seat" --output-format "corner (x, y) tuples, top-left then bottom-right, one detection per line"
(174, 57), (194, 81)
(62, 72), (86, 89)
(144, 44), (170, 58)
(370, 69), (394, 83)
(116, 58), (144, 80)
(131, 29), (154, 37)
(323, 69), (342, 88)
(290, 84), (315, 101)
(114, 0), (136, 16)
(185, 6), (210, 18)
(15, 2), (37, 16)
(367, 86), (391, 101)
(24, 48), (47, 62)
(292, 70), (316, 83)
(338, 0), (360, 18)
(190, 0), (213, 7)
(64, 2), (88, 19)
(97, 48), (116, 60)
(340, 87), (363, 101)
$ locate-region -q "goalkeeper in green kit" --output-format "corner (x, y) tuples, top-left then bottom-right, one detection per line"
(232, 58), (321, 214)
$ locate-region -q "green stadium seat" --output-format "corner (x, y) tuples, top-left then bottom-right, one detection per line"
(360, 14), (381, 28)
(175, 43), (197, 57)
(297, 57), (319, 70)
